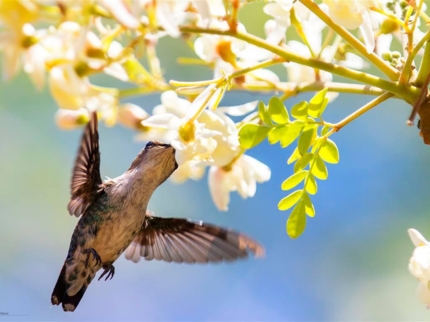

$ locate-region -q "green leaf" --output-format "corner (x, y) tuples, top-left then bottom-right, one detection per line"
(291, 101), (308, 120)
(282, 170), (308, 190)
(286, 200), (306, 238)
(312, 155), (328, 180)
(308, 88), (328, 118)
(278, 189), (303, 211)
(294, 153), (314, 172)
(258, 101), (272, 125)
(298, 127), (316, 156)
(268, 126), (288, 145)
(239, 124), (270, 149)
(302, 192), (315, 217)
(321, 125), (331, 136)
(268, 97), (289, 124)
(311, 137), (323, 153)
(280, 121), (304, 148)
(305, 173), (318, 195)
(287, 147), (300, 165)
(320, 139), (340, 164)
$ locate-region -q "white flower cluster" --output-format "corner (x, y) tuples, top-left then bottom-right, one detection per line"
(0, 1), (427, 214)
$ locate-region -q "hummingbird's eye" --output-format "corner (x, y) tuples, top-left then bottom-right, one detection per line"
(145, 141), (156, 149)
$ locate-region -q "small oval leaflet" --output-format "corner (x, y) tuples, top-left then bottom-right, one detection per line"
(258, 101), (272, 126)
(268, 96), (289, 124)
(302, 192), (315, 217)
(281, 121), (304, 148)
(291, 101), (308, 120)
(286, 200), (306, 238)
(305, 173), (318, 195)
(287, 147), (300, 165)
(268, 126), (288, 145)
(298, 127), (316, 156)
(278, 189), (303, 211)
(294, 153), (314, 173)
(238, 123), (270, 149)
(319, 139), (339, 164)
(282, 170), (308, 191)
(312, 155), (328, 180)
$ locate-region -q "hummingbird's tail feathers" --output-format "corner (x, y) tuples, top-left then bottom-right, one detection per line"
(51, 261), (96, 312)
(51, 263), (67, 306)
(125, 215), (265, 264)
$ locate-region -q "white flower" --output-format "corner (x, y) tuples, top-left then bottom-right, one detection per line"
(323, 0), (377, 53)
(208, 155), (271, 211)
(263, 0), (294, 28)
(49, 64), (118, 125)
(0, 23), (49, 89)
(408, 228), (430, 308)
(170, 160), (205, 183)
(117, 103), (149, 130)
(141, 112), (220, 165)
(194, 21), (247, 76)
(237, 20), (286, 62)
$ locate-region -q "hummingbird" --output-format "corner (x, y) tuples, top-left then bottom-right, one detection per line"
(51, 112), (264, 312)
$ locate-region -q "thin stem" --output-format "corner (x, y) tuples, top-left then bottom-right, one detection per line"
(332, 92), (394, 131)
(295, 81), (387, 96)
(179, 26), (420, 103)
(370, 6), (405, 29)
(401, 29), (430, 84)
(408, 68), (430, 124)
(291, 8), (316, 58)
(228, 58), (285, 81)
(415, 31), (430, 87)
(299, 0), (400, 81)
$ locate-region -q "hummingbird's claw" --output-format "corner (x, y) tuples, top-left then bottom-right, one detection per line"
(83, 248), (102, 268)
(98, 264), (115, 281)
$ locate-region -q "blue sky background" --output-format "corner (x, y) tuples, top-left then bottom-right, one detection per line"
(2, 4), (430, 321)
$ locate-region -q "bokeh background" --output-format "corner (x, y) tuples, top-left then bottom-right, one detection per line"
(2, 4), (430, 321)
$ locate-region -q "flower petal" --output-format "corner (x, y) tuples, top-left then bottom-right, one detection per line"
(208, 166), (230, 211)
(409, 228), (429, 247)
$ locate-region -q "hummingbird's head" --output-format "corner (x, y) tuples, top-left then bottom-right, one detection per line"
(128, 141), (178, 184)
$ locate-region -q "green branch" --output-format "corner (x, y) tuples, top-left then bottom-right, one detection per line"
(415, 31), (430, 87)
(179, 26), (420, 104)
(299, 0), (400, 81)
(333, 92), (394, 131)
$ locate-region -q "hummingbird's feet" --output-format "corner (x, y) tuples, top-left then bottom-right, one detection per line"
(98, 263), (115, 281)
(83, 248), (102, 268)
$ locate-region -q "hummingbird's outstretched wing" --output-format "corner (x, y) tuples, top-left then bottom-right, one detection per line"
(67, 112), (103, 217)
(124, 213), (264, 263)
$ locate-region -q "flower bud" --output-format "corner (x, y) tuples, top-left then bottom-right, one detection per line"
(117, 103), (149, 130)
(55, 108), (90, 130)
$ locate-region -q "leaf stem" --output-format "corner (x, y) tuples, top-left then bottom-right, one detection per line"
(332, 92), (394, 132)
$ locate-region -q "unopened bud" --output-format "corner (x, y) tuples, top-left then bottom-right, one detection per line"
(118, 103), (149, 130)
(55, 108), (90, 130)
(381, 51), (392, 61)
(391, 51), (401, 59)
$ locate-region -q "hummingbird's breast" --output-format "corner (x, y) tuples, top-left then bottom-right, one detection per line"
(91, 206), (146, 263)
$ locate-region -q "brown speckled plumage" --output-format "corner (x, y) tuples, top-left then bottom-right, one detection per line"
(51, 112), (264, 312)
